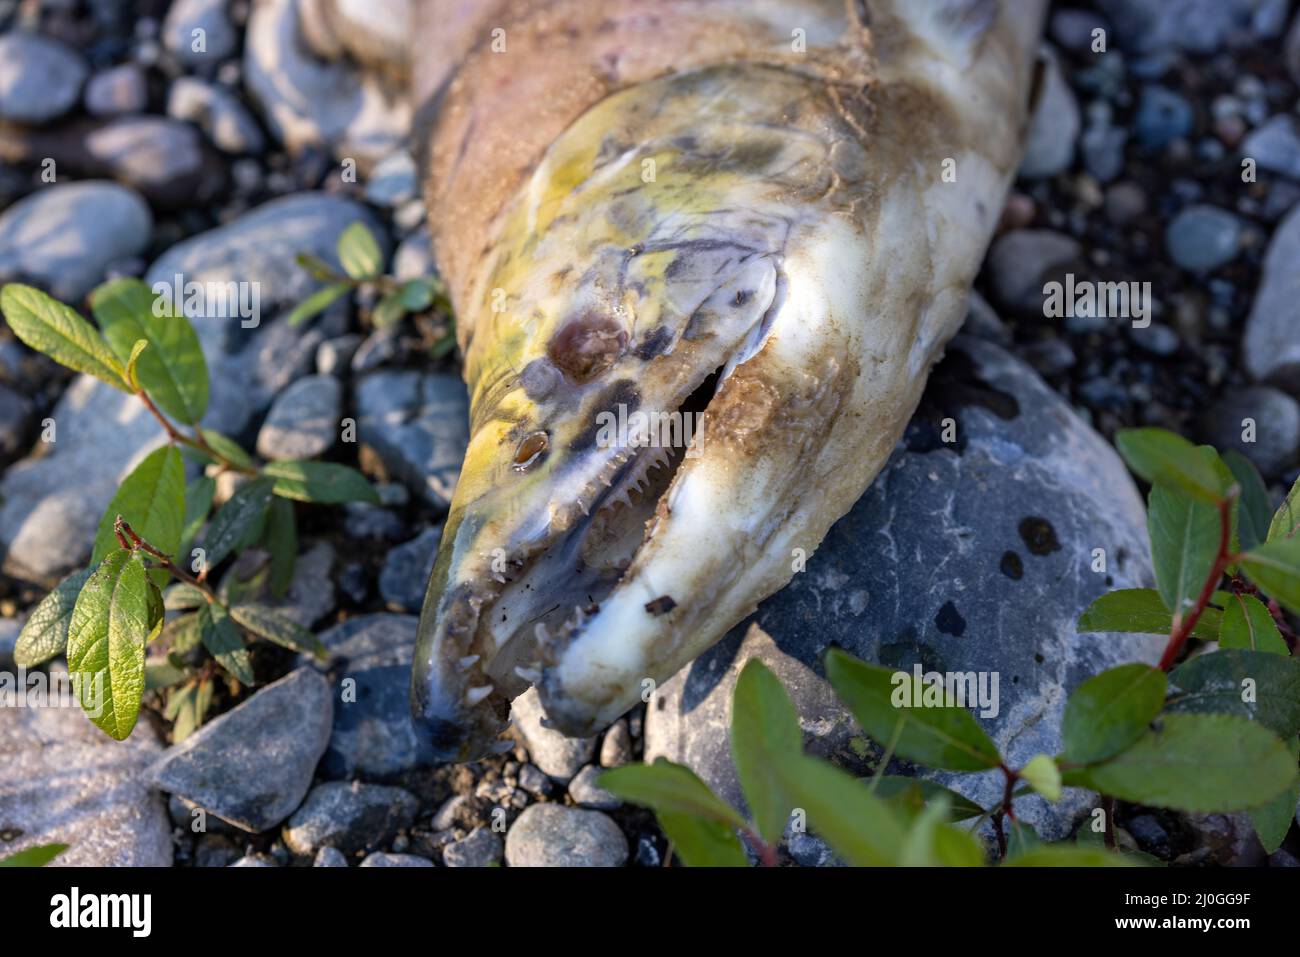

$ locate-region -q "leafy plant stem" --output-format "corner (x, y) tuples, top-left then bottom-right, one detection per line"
(115, 516), (218, 600)
(1158, 495), (1238, 671)
(134, 390), (256, 477)
(993, 763), (1019, 859)
(740, 824), (778, 867)
(867, 720), (904, 796)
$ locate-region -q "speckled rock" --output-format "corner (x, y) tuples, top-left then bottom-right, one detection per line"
(0, 180), (152, 302)
(314, 846), (349, 867)
(1201, 386), (1300, 478)
(148, 668), (334, 832)
(378, 525), (442, 613)
(569, 765), (622, 810)
(0, 690), (171, 865)
(504, 804), (628, 868)
(283, 780), (419, 856)
(644, 337), (1157, 841)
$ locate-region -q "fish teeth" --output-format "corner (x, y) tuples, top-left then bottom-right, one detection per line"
(515, 665), (542, 683)
(457, 655), (480, 672)
(465, 684), (494, 706)
(490, 740), (514, 754)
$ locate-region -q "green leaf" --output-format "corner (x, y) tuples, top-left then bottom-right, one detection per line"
(144, 656), (187, 691)
(197, 429), (255, 472)
(161, 612), (203, 654)
(91, 444), (186, 567)
(1219, 593), (1288, 655)
(730, 660), (802, 844)
(263, 496), (297, 598)
(261, 460), (379, 505)
(1003, 846), (1140, 867)
(0, 283), (128, 390)
(202, 478), (275, 570)
(371, 292), (407, 328)
(199, 601), (253, 686)
(287, 282), (350, 327)
(1268, 475), (1300, 543)
(166, 683), (199, 741)
(1062, 663), (1167, 765)
(825, 649), (1001, 771)
(1115, 428), (1227, 503)
(229, 603), (324, 656)
(1077, 588), (1222, 640)
(1074, 713), (1298, 813)
(90, 278), (209, 423)
(1149, 485), (1222, 619)
(1224, 451), (1271, 551)
(1239, 536), (1300, 616)
(180, 474), (215, 555)
(871, 777), (985, 822)
(1019, 754), (1062, 803)
(163, 583), (207, 611)
(123, 338), (148, 390)
(0, 843), (68, 867)
(66, 549), (151, 740)
(898, 797), (984, 866)
(1167, 649), (1300, 738)
(772, 754), (906, 866)
(1248, 737), (1299, 854)
(12, 567), (94, 668)
(397, 278), (437, 311)
(337, 222), (383, 280)
(598, 759), (746, 829)
(658, 812), (750, 867)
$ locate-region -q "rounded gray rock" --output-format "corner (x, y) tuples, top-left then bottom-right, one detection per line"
(85, 63), (147, 116)
(163, 0), (239, 66)
(0, 32), (87, 123)
(1166, 205), (1242, 272)
(0, 180), (152, 302)
(1244, 204), (1300, 385)
(504, 804), (628, 868)
(1018, 50), (1078, 180)
(1201, 386), (1300, 478)
(360, 852), (433, 867)
(442, 826), (503, 868)
(256, 374), (342, 461)
(284, 781), (420, 856)
(148, 668), (334, 833)
(510, 687), (597, 782)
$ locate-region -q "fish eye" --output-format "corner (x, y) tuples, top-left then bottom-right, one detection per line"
(513, 431), (549, 471)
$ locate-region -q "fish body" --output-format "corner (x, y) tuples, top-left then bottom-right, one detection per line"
(412, 0), (1047, 760)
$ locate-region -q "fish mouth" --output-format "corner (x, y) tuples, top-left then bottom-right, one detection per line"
(411, 276), (782, 762)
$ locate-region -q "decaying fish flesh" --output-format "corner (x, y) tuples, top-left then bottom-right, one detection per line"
(410, 0), (1047, 760)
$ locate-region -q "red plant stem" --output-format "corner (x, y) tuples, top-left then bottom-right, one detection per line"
(993, 763), (1018, 859)
(114, 516), (217, 601)
(742, 826), (778, 867)
(1157, 497), (1236, 672)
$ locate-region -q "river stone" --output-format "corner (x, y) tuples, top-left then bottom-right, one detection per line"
(1241, 115), (1300, 181)
(643, 337), (1157, 841)
(1096, 0), (1278, 54)
(168, 77), (267, 155)
(0, 180), (152, 302)
(310, 0), (412, 75)
(85, 63), (147, 116)
(1201, 386), (1300, 478)
(244, 0), (410, 168)
(0, 31), (87, 124)
(1244, 203), (1300, 387)
(148, 668), (334, 833)
(378, 524), (441, 612)
(0, 376), (164, 584)
(505, 804), (628, 867)
(355, 370), (469, 509)
(283, 780), (419, 855)
(303, 614), (437, 778)
(256, 374), (341, 460)
(0, 691), (172, 865)
(360, 852), (433, 867)
(1018, 49), (1078, 180)
(163, 0), (239, 67)
(512, 687), (597, 783)
(443, 826), (503, 867)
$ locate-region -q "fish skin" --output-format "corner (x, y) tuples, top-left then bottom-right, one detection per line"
(412, 0), (1047, 760)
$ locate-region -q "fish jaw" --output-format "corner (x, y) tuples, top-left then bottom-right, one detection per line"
(413, 11), (1041, 757)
